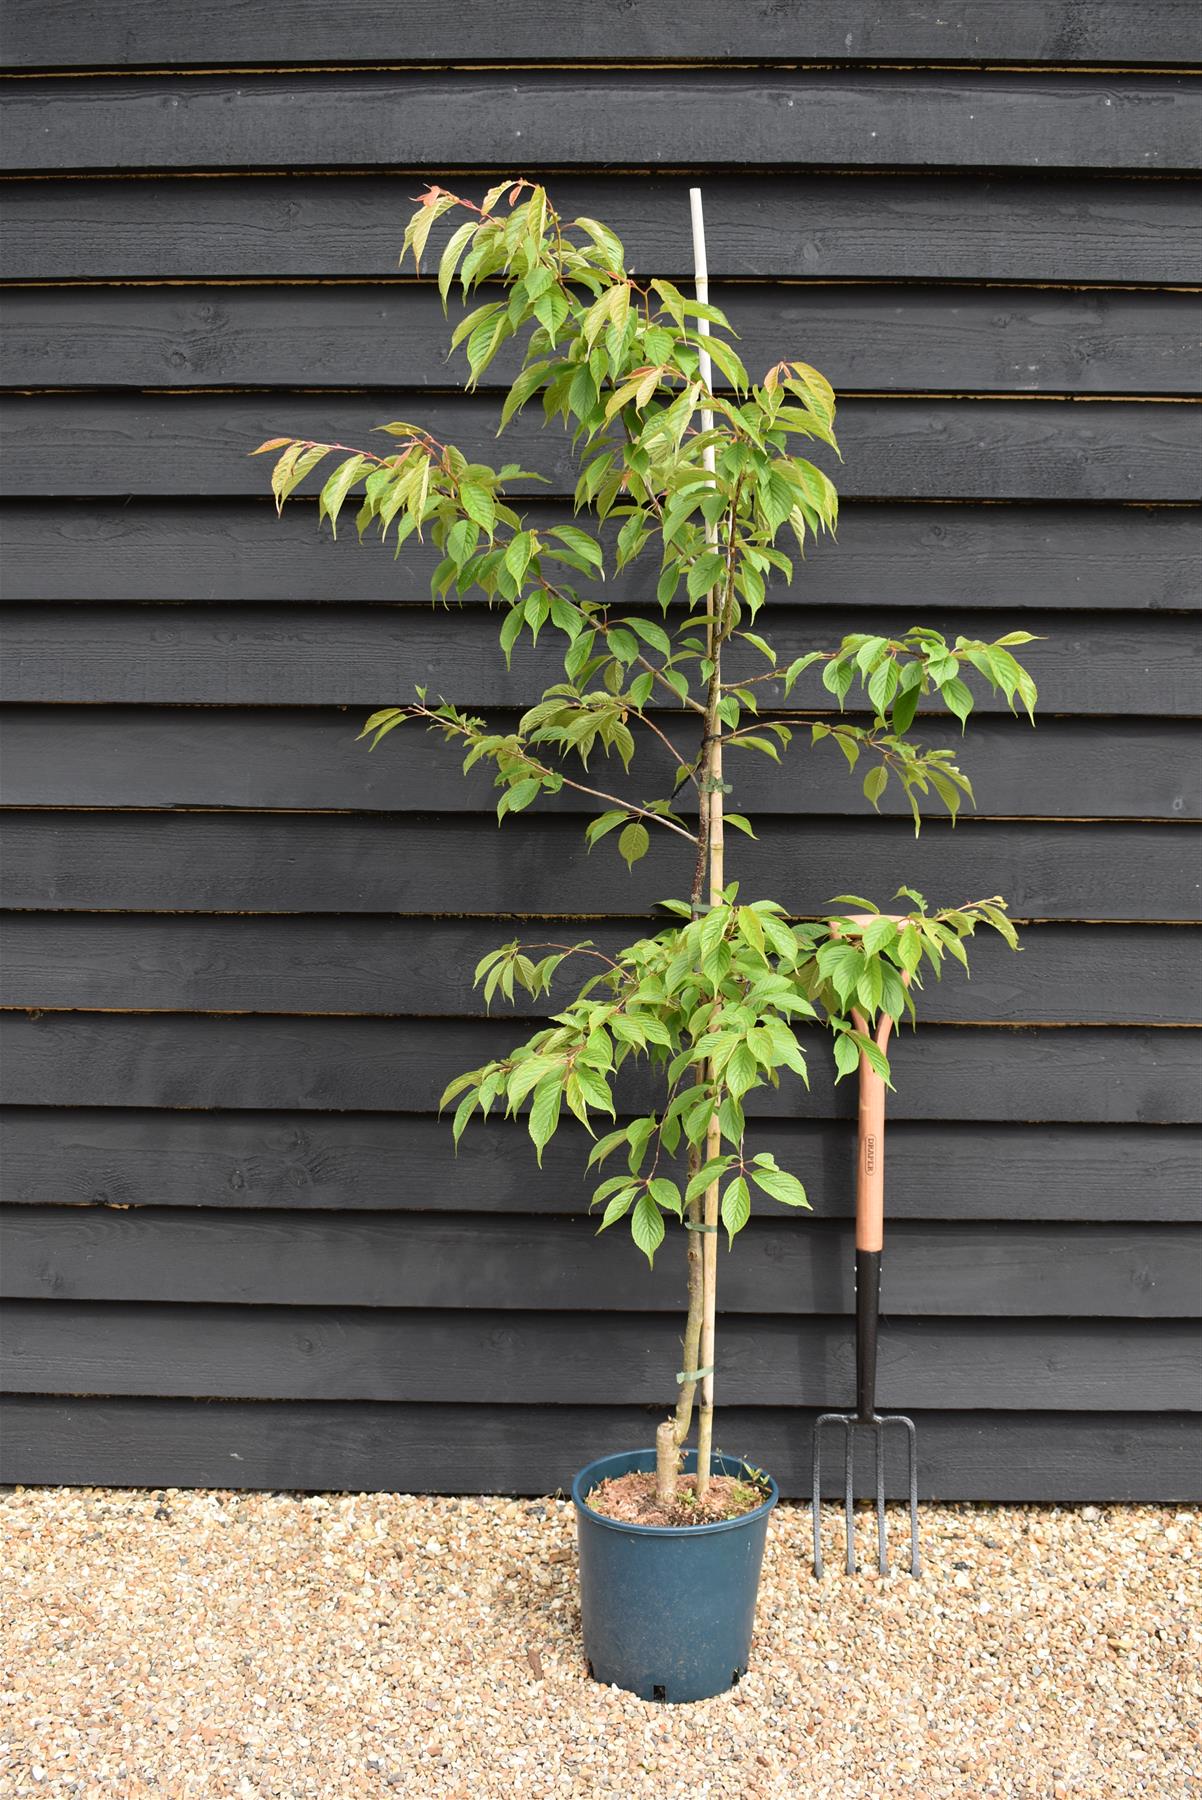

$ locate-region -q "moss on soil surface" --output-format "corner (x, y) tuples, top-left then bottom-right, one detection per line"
(586, 1471), (768, 1527)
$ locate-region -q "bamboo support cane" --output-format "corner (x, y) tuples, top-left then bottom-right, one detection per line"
(690, 185), (722, 1501)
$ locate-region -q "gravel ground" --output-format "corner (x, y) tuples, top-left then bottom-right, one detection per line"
(2, 1487), (1198, 1799)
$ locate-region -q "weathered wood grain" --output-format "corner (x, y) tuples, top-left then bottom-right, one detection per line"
(4, 500), (1197, 612)
(4, 1396), (1196, 1501)
(5, 175), (1197, 285)
(3, 917), (1196, 1025)
(3, 1108), (1197, 1223)
(6, 2), (1197, 69)
(4, 72), (1199, 175)
(4, 813), (1196, 921)
(4, 394), (1197, 502)
(4, 1206), (1195, 1318)
(2, 1013), (1197, 1123)
(3, 1300), (1196, 1408)
(7, 284), (1197, 396)
(2, 706), (1194, 820)
(3, 602), (1197, 714)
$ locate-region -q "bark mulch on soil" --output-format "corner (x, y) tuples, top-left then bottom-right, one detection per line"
(1, 1486), (1197, 1798)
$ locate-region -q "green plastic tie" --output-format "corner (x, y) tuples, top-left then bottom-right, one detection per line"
(676, 1364), (715, 1385)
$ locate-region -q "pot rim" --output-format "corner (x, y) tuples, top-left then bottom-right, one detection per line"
(571, 1447), (780, 1538)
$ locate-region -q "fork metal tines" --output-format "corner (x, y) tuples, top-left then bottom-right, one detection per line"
(812, 1411), (920, 1578)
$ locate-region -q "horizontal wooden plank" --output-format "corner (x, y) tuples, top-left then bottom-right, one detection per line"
(3, 602), (1197, 715)
(2, 1108), (1197, 1223)
(5, 175), (1198, 285)
(7, 283), (1198, 397)
(5, 73), (1199, 175)
(3, 1396), (1196, 1500)
(2, 1300), (1195, 1408)
(6, 2), (1197, 70)
(4, 394), (1198, 503)
(4, 498), (1196, 612)
(5, 813), (1197, 922)
(4, 917), (1196, 1026)
(5, 1207), (1195, 1318)
(2, 707), (1193, 820)
(2, 1013), (1197, 1122)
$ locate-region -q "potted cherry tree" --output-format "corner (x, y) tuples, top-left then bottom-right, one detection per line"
(254, 181), (1037, 1701)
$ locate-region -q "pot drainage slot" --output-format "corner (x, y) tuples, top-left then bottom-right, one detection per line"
(652, 1685), (667, 1703)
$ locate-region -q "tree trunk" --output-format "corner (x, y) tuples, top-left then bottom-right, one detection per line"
(655, 1419), (678, 1507)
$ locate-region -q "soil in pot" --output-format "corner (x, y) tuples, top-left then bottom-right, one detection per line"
(585, 1471), (768, 1529)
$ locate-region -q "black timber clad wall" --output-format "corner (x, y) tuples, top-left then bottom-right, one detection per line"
(1, 3), (1200, 1499)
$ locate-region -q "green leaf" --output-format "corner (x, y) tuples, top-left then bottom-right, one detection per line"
(816, 940), (863, 1006)
(318, 455), (372, 536)
(459, 483), (496, 536)
(618, 822), (650, 870)
(687, 551), (725, 602)
(928, 767), (964, 820)
(749, 1166), (810, 1209)
(740, 632), (777, 664)
(867, 658), (900, 718)
(724, 1041), (758, 1101)
(648, 1177), (683, 1218)
(586, 809), (629, 848)
(437, 218), (477, 310)
(721, 1175), (751, 1246)
(451, 1091), (478, 1145)
(891, 674), (923, 737)
(439, 1069), (479, 1112)
(862, 765), (889, 811)
(833, 1033), (860, 1082)
(897, 921), (923, 974)
(821, 659), (854, 706)
(498, 605), (524, 668)
(501, 777), (541, 816)
(725, 813), (757, 838)
(533, 289), (570, 343)
(941, 675), (975, 729)
(574, 216), (626, 268)
(507, 1054), (565, 1110)
(550, 525), (604, 571)
(630, 1192), (666, 1265)
(855, 956), (884, 1014)
(500, 361), (554, 430)
(624, 616), (671, 655)
(272, 442), (330, 511)
(527, 1076), (563, 1166)
(685, 1156), (732, 1204)
(447, 517), (480, 568)
(854, 1034), (892, 1082)
(861, 916), (897, 956)
(503, 531), (534, 586)
(782, 652), (824, 695)
(855, 636), (889, 676)
(587, 1126), (630, 1169)
(597, 1187), (637, 1230)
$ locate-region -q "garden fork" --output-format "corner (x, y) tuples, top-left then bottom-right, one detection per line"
(813, 926), (920, 1578)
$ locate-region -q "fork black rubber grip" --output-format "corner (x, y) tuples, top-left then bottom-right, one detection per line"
(855, 1249), (881, 1423)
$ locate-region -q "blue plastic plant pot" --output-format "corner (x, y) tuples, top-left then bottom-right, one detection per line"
(571, 1447), (779, 1703)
